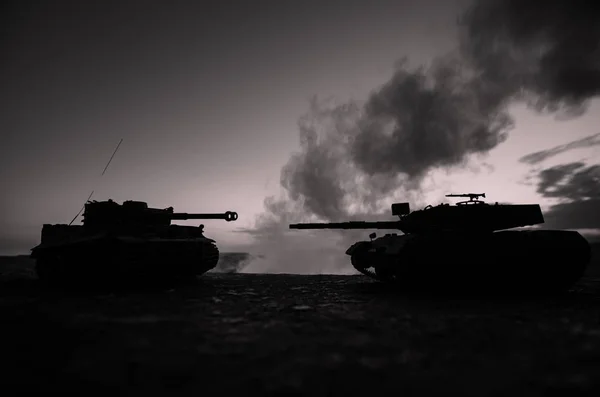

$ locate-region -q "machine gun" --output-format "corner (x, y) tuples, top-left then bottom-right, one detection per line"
(445, 193), (486, 205)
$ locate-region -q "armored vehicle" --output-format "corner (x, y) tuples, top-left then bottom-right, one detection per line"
(30, 199), (239, 286)
(290, 193), (592, 293)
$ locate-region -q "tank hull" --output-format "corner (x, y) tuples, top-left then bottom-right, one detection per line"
(348, 230), (592, 293)
(31, 233), (220, 286)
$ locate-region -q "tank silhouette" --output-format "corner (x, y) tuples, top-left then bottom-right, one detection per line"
(30, 199), (239, 285)
(290, 193), (592, 293)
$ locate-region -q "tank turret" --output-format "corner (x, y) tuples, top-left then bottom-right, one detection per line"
(289, 193), (591, 293)
(290, 194), (545, 234)
(81, 199), (238, 230)
(30, 199), (239, 287)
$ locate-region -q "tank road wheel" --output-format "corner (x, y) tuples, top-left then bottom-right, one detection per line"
(350, 246), (383, 281)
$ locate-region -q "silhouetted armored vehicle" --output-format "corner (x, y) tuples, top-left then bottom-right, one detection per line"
(290, 193), (592, 293)
(30, 199), (239, 286)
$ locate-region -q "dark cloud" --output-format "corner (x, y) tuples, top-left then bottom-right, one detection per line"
(519, 133), (600, 165)
(352, 56), (512, 180)
(536, 162), (600, 201)
(276, 55), (515, 227)
(534, 161), (600, 232)
(459, 0), (600, 117)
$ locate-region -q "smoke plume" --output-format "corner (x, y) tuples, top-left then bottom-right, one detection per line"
(211, 252), (258, 274)
(241, 57), (516, 273)
(459, 0), (600, 117)
(241, 0), (600, 274)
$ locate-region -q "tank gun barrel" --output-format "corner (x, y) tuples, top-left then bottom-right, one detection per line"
(289, 221), (402, 230)
(169, 211), (239, 222)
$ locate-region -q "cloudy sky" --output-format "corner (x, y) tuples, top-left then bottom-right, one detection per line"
(2, 0), (599, 273)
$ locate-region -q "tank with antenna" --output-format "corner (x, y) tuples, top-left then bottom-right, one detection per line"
(69, 138), (123, 226)
(30, 139), (239, 287)
(289, 192), (592, 293)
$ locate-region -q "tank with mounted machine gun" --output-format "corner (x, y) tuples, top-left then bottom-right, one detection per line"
(30, 199), (239, 286)
(445, 192), (486, 204)
(289, 193), (592, 293)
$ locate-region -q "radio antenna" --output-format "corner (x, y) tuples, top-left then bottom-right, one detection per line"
(68, 138), (123, 225)
(101, 138), (123, 176)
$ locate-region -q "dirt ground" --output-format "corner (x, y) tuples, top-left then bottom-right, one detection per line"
(1, 257), (600, 396)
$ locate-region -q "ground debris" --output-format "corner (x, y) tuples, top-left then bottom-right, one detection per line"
(1, 272), (600, 395)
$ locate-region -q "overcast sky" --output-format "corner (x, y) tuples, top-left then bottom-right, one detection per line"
(2, 0), (599, 268)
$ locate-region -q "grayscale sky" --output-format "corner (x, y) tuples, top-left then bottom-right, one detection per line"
(2, 0), (599, 268)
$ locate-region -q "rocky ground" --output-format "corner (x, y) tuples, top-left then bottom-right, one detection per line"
(1, 256), (600, 396)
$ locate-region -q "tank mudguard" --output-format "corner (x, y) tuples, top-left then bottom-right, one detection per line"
(345, 241), (370, 256)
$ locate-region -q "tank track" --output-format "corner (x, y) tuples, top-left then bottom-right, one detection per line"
(34, 241), (222, 288)
(349, 230), (592, 293)
(349, 243), (392, 282)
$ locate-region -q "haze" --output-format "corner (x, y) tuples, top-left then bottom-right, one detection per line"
(2, 0), (599, 274)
